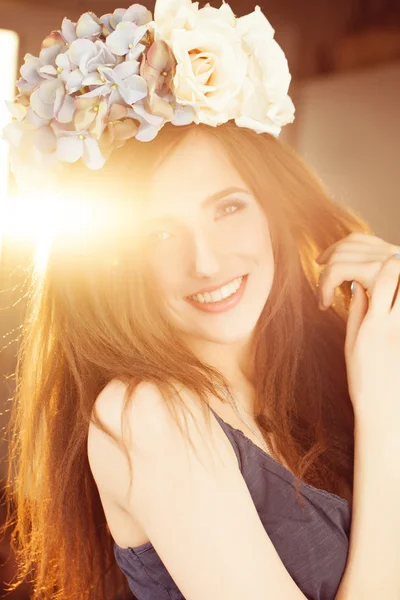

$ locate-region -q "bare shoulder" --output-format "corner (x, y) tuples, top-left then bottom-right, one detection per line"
(89, 378), (233, 465)
(88, 380), (307, 599)
(87, 378), (237, 509)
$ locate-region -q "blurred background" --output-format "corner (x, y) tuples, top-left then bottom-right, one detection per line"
(0, 0), (399, 596)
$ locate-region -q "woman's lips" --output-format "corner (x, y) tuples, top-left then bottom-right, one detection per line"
(185, 274), (249, 314)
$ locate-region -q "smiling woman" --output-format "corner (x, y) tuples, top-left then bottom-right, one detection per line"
(2, 1), (400, 600)
(3, 118), (370, 600)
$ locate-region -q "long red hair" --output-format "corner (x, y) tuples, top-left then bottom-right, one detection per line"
(2, 122), (371, 599)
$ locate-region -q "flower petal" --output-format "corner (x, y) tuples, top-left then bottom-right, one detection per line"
(127, 43), (146, 62)
(110, 9), (126, 30)
(133, 24), (148, 46)
(82, 137), (105, 169)
(133, 102), (164, 126)
(40, 45), (63, 66)
(75, 97), (97, 111)
(27, 107), (50, 127)
(135, 121), (161, 142)
(82, 72), (104, 86)
(6, 101), (26, 120)
(20, 57), (42, 85)
(68, 39), (94, 66)
(112, 119), (138, 140)
(119, 74), (148, 105)
(147, 39), (173, 71)
(74, 109), (96, 131)
(106, 27), (130, 56)
(39, 65), (58, 76)
(89, 100), (108, 138)
(100, 14), (113, 36)
(80, 84), (110, 98)
(34, 125), (57, 153)
(96, 40), (117, 65)
(123, 4), (153, 25)
(56, 136), (83, 162)
(76, 12), (102, 39)
(17, 79), (36, 94)
(114, 59), (140, 80)
(2, 121), (27, 147)
(147, 92), (174, 119)
(108, 103), (128, 121)
(65, 69), (84, 93)
(42, 31), (64, 49)
(56, 53), (71, 70)
(57, 95), (76, 123)
(30, 80), (59, 120)
(171, 103), (196, 125)
(62, 18), (78, 43)
(53, 85), (65, 117)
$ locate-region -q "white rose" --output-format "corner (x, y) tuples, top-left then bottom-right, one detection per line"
(153, 0), (248, 127)
(235, 6), (295, 136)
(153, 0), (200, 41)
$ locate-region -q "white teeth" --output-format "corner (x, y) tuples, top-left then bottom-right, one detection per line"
(190, 276), (244, 304)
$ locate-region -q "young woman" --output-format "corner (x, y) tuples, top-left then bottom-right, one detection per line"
(2, 1), (400, 599)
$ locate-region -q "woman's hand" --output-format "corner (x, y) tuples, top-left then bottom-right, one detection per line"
(345, 253), (400, 435)
(316, 233), (400, 310)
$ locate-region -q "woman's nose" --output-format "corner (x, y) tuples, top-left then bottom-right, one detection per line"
(192, 233), (220, 278)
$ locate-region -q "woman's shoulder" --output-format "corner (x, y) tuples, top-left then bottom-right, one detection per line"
(87, 379), (173, 512)
(88, 378), (238, 489)
(91, 378), (221, 443)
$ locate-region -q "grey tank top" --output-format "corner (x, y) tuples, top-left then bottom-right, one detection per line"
(114, 407), (351, 600)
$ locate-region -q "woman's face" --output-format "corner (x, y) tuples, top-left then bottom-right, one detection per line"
(141, 130), (274, 345)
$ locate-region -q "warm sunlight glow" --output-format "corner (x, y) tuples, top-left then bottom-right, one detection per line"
(3, 190), (103, 271)
(2, 188), (141, 272)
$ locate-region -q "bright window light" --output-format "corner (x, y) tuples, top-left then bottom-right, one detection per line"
(0, 28), (19, 261)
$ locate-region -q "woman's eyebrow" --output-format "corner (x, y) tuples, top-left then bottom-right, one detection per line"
(200, 186), (250, 209)
(146, 186), (250, 225)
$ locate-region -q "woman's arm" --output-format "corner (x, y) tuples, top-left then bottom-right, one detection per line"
(335, 424), (400, 600)
(335, 255), (400, 599)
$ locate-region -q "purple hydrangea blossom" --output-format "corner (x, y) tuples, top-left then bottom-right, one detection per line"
(80, 61), (148, 107)
(18, 45), (64, 94)
(29, 78), (75, 123)
(140, 40), (176, 119)
(73, 97), (108, 138)
(100, 103), (140, 152)
(58, 39), (117, 93)
(131, 100), (165, 141)
(106, 21), (148, 59)
(53, 124), (105, 169)
(2, 2), (195, 184)
(100, 4), (152, 36)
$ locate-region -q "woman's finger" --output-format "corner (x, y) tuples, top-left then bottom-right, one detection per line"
(390, 268), (400, 318)
(368, 254), (400, 316)
(316, 234), (398, 265)
(345, 281), (369, 360)
(318, 259), (383, 308)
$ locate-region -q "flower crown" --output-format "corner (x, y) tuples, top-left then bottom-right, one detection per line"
(3, 0), (295, 189)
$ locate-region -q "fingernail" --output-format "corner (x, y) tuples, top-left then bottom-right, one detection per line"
(393, 253), (400, 259)
(351, 281), (357, 295)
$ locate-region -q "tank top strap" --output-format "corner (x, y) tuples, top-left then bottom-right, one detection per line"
(208, 405), (242, 471)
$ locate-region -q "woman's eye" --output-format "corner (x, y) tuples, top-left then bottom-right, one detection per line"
(216, 199), (246, 218)
(152, 231), (172, 242)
